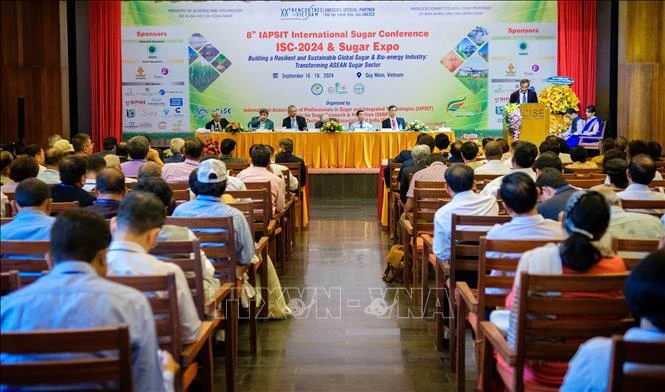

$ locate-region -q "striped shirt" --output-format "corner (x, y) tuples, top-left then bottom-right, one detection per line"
(162, 159), (199, 183)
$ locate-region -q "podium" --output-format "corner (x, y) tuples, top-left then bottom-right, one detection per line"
(504, 103), (550, 145)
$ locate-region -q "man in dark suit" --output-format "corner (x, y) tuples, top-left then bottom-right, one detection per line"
(381, 105), (407, 130)
(314, 113), (338, 129)
(535, 168), (577, 221)
(204, 110), (229, 131)
(275, 138), (307, 187)
(281, 105), (308, 131)
(509, 79), (538, 104)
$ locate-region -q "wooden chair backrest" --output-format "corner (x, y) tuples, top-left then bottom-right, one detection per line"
(609, 335), (665, 391)
(0, 326), (133, 390)
(414, 180), (446, 189)
(620, 199), (665, 216)
(0, 218), (13, 225)
(611, 237), (660, 270)
(474, 174), (502, 182)
(567, 178), (605, 189)
(282, 162), (302, 185)
(151, 239), (205, 320)
(107, 274), (181, 361)
(4, 192), (15, 201)
(389, 163), (401, 193)
(650, 179), (665, 188)
(169, 182), (189, 191)
(228, 201), (255, 233)
(172, 189), (190, 202)
(569, 167), (603, 175)
(10, 201), (80, 217)
(512, 272), (633, 390)
(226, 188), (272, 235)
(563, 172), (607, 179)
(478, 238), (561, 311)
(164, 217), (237, 283)
(0, 240), (51, 285)
(0, 270), (20, 295)
(225, 162), (249, 172)
(412, 188), (450, 236)
(449, 214), (511, 289)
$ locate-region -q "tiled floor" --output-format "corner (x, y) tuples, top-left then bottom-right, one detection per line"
(213, 199), (476, 391)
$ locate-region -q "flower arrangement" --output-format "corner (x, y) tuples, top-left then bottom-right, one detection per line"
(405, 120), (429, 132)
(203, 140), (220, 156)
(224, 121), (246, 134)
(320, 120), (344, 133)
(503, 103), (522, 140)
(538, 85), (580, 115)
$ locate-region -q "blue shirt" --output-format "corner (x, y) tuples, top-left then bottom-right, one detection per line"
(0, 209), (55, 241)
(172, 195), (255, 264)
(0, 261), (164, 392)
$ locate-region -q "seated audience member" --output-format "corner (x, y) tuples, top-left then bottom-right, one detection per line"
(237, 144), (286, 212)
(502, 140), (520, 169)
(536, 168), (578, 221)
(86, 169), (127, 218)
(83, 154), (107, 191)
(603, 158), (629, 190)
(37, 148), (63, 184)
(52, 139), (75, 155)
(382, 105), (406, 130)
(164, 137), (185, 163)
(382, 133), (429, 186)
(172, 159), (255, 265)
(162, 137), (204, 183)
(120, 136), (150, 177)
(133, 176), (220, 303)
(95, 136), (117, 158)
(107, 191), (201, 343)
(405, 154), (447, 212)
(24, 144), (46, 174)
(448, 140), (464, 163)
(399, 144), (432, 204)
(491, 190), (626, 388)
(0, 178), (55, 242)
(1, 155), (40, 193)
(483, 141), (538, 197)
(72, 133), (94, 156)
(397, 134), (435, 182)
(349, 109), (374, 131)
(104, 154), (121, 170)
(0, 208), (170, 391)
(138, 161), (162, 181)
(475, 141), (510, 175)
(461, 141), (486, 169)
(561, 249), (665, 391)
(547, 135), (573, 164)
(266, 145), (298, 192)
(481, 137), (493, 150)
(591, 138), (616, 165)
(248, 108), (274, 130)
(567, 146), (598, 169)
(591, 185), (665, 248)
(648, 141), (662, 161)
(435, 133), (451, 156)
(219, 138), (246, 164)
(617, 154), (665, 200)
(50, 155), (97, 207)
(275, 138), (307, 187)
(46, 133), (62, 148)
(615, 136), (628, 153)
(115, 141), (129, 163)
(534, 151), (564, 176)
(629, 140), (663, 181)
(433, 164), (499, 261)
(496, 138), (511, 162)
(314, 113), (336, 129)
(0, 150), (13, 185)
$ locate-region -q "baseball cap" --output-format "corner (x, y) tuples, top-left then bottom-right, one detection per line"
(53, 139), (74, 153)
(197, 159), (227, 183)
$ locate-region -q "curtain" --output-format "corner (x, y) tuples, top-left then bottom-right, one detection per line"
(558, 0), (597, 111)
(89, 0), (122, 149)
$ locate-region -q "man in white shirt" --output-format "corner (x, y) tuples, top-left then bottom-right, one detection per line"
(433, 163), (499, 260)
(349, 110), (375, 131)
(461, 141), (486, 169)
(475, 141), (511, 175)
(37, 148), (63, 184)
(617, 154), (665, 200)
(483, 141), (538, 198)
(266, 145), (298, 192)
(106, 191), (202, 344)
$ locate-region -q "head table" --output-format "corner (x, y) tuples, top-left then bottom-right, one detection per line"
(196, 130), (454, 169)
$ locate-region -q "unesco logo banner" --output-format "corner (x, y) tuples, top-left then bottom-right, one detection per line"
(280, 5), (323, 20)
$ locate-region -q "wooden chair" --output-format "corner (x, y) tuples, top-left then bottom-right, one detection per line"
(650, 179), (665, 189)
(169, 182), (190, 191)
(0, 270), (20, 295)
(569, 167), (603, 175)
(480, 272), (633, 392)
(620, 199), (665, 217)
(609, 335), (665, 391)
(414, 180), (446, 189)
(474, 174), (502, 183)
(611, 237), (660, 270)
(0, 326), (133, 390)
(389, 163), (401, 243)
(9, 201), (80, 217)
(567, 177), (605, 189)
(172, 189), (191, 203)
(0, 217), (13, 225)
(455, 238), (560, 391)
(283, 161), (305, 230)
(578, 120), (607, 150)
(225, 162), (249, 173)
(108, 274), (220, 392)
(0, 240), (51, 285)
(245, 181), (288, 270)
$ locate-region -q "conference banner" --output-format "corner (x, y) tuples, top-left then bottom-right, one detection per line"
(121, 1), (557, 139)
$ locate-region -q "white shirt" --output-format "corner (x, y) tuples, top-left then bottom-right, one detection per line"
(0, 192), (6, 217)
(83, 178), (96, 192)
(598, 205), (665, 250)
(37, 168), (61, 184)
(349, 121), (375, 131)
(432, 190), (499, 260)
(559, 153), (573, 164)
(474, 160), (512, 175)
(225, 175), (247, 191)
(106, 240), (202, 344)
(270, 163), (298, 192)
(617, 183), (665, 200)
(481, 167), (537, 198)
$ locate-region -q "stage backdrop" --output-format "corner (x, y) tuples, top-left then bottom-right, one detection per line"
(121, 1), (557, 140)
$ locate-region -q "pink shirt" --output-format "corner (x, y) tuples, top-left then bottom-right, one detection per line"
(406, 161), (447, 199)
(161, 159), (199, 183)
(236, 166), (285, 213)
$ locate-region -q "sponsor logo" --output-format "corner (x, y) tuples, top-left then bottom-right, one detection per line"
(327, 82), (348, 95)
(172, 120), (183, 131)
(147, 102), (166, 107)
(518, 42), (528, 55)
(310, 83), (323, 95)
(125, 122), (138, 129)
(508, 27), (540, 34)
(162, 109), (170, 117)
(505, 63), (517, 76)
(352, 83), (365, 95)
(532, 64), (540, 72)
(126, 109), (136, 118)
(159, 89), (166, 95)
(446, 96), (475, 117)
(280, 5), (322, 20)
(125, 100), (146, 105)
(135, 66), (146, 79)
(195, 106), (209, 120)
(494, 97), (510, 104)
(158, 121), (167, 130)
(140, 122), (153, 128)
(495, 106), (505, 115)
(215, 107), (232, 115)
(174, 107), (182, 114)
(148, 45), (157, 54)
(161, 67), (169, 75)
(124, 88), (134, 96)
(170, 98), (183, 106)
(141, 109), (158, 117)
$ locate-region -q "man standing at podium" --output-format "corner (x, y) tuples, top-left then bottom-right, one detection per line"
(509, 79), (538, 104)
